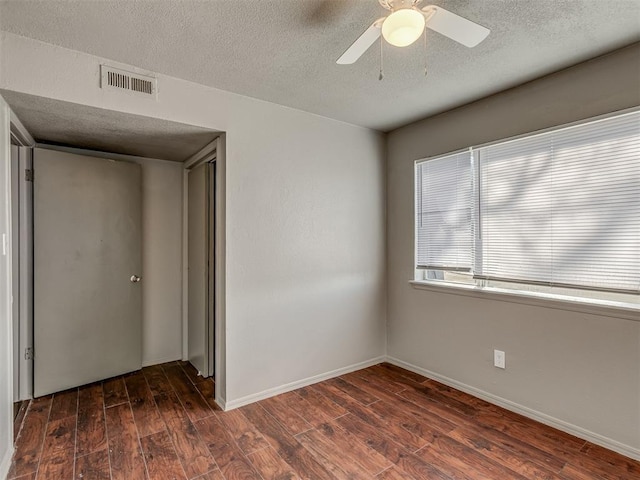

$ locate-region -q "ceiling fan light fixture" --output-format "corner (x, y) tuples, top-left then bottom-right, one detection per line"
(381, 8), (425, 47)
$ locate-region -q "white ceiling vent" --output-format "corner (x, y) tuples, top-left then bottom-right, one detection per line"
(101, 65), (157, 99)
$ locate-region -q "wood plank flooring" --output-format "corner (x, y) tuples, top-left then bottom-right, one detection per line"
(8, 362), (639, 480)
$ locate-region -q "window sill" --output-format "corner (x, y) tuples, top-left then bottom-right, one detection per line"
(409, 280), (640, 322)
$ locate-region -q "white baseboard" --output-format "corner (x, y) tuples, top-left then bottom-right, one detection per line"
(385, 356), (640, 461)
(141, 356), (182, 368)
(215, 395), (226, 411)
(224, 356), (386, 411)
(0, 445), (14, 480)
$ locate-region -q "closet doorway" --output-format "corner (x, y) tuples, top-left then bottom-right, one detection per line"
(4, 91), (226, 409)
(186, 149), (217, 379)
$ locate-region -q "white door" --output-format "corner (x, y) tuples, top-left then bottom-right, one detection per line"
(207, 162), (215, 377)
(33, 148), (142, 397)
(187, 161), (212, 377)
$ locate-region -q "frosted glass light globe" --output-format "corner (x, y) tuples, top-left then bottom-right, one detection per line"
(382, 9), (426, 47)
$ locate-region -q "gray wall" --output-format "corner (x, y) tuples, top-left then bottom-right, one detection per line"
(387, 43), (640, 455)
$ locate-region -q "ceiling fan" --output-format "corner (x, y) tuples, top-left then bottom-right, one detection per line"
(337, 0), (490, 65)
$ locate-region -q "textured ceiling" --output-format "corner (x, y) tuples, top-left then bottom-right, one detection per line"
(1, 0), (639, 131)
(2, 91), (219, 162)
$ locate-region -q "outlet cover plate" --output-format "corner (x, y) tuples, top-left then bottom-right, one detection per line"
(494, 349), (506, 369)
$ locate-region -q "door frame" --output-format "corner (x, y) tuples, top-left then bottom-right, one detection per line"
(9, 111), (35, 402)
(182, 135), (226, 409)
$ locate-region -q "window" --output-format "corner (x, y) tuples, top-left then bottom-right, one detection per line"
(415, 151), (473, 272)
(414, 110), (640, 309)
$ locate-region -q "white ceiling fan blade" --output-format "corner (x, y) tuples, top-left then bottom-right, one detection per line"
(336, 19), (384, 65)
(422, 6), (490, 48)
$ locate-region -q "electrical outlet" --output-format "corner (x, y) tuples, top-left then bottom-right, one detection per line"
(494, 349), (506, 369)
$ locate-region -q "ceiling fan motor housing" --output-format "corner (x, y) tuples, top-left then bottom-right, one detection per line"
(382, 9), (426, 47)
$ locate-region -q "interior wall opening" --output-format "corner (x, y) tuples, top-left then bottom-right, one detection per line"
(4, 98), (226, 444)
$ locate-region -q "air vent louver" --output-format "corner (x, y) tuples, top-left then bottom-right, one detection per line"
(101, 65), (157, 98)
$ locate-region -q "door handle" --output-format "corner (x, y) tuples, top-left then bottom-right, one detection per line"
(130, 275), (142, 283)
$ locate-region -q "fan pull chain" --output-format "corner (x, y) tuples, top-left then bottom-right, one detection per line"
(423, 27), (428, 77)
(379, 36), (384, 81)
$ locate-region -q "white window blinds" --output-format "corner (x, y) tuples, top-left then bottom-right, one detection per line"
(475, 111), (640, 293)
(415, 151), (473, 271)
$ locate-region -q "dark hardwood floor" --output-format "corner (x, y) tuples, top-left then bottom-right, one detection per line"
(7, 362), (639, 480)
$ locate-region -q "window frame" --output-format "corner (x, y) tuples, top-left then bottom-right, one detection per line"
(412, 107), (640, 319)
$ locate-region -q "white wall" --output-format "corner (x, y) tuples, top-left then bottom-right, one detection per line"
(224, 103), (386, 403)
(0, 95), (15, 478)
(0, 16), (15, 475)
(0, 33), (387, 406)
(387, 44), (640, 458)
